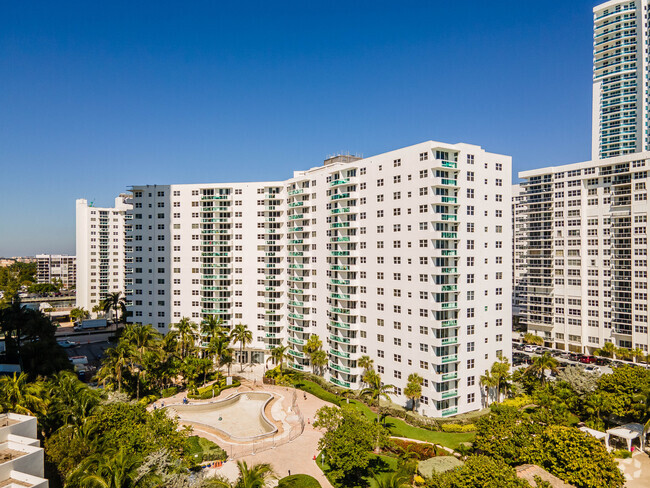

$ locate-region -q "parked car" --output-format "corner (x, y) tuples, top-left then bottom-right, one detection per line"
(524, 345), (538, 353)
(57, 340), (78, 349)
(580, 355), (596, 364)
(568, 353), (581, 362)
(585, 365), (601, 374)
(595, 357), (610, 366)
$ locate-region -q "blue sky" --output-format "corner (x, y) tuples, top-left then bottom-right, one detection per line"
(0, 0), (595, 256)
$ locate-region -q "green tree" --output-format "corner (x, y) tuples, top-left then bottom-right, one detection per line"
(404, 373), (423, 411)
(70, 307), (90, 323)
(527, 352), (558, 384)
(230, 323), (253, 372)
(172, 317), (199, 359)
(235, 460), (276, 488)
(67, 448), (160, 488)
(596, 365), (650, 419)
(97, 341), (132, 393)
(523, 332), (544, 346)
(527, 425), (624, 488)
(584, 392), (611, 430)
(101, 291), (128, 328)
(305, 334), (324, 374)
(0, 372), (45, 416)
(310, 349), (328, 376)
(474, 406), (539, 465)
(426, 455), (529, 488)
(268, 344), (289, 373)
(361, 369), (395, 410)
(595, 341), (616, 358)
(123, 323), (162, 400)
(314, 405), (387, 485)
(373, 471), (411, 488)
(358, 355), (374, 385)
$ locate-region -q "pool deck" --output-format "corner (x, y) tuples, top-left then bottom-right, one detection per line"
(156, 363), (334, 488)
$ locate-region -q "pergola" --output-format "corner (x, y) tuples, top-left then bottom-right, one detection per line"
(605, 423), (645, 451)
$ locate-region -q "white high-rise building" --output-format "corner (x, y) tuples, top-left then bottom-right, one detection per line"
(127, 141), (512, 417)
(518, 153), (650, 355)
(512, 184), (527, 326)
(35, 254), (76, 289)
(76, 195), (132, 313)
(592, 0), (649, 159)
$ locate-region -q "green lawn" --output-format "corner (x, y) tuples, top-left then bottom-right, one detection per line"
(346, 399), (475, 450)
(277, 474), (322, 488)
(293, 379), (475, 450)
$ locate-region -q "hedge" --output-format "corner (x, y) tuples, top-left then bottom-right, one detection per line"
(187, 379), (241, 400)
(440, 423), (476, 433)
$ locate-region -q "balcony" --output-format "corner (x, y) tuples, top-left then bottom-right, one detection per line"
(288, 188), (304, 196)
(441, 319), (458, 328)
(442, 407), (458, 417)
(441, 372), (458, 381)
(329, 362), (350, 373)
(329, 377), (351, 388)
(329, 320), (352, 330)
(330, 334), (351, 344)
(289, 362), (305, 371)
(329, 348), (350, 359)
(330, 178), (350, 187)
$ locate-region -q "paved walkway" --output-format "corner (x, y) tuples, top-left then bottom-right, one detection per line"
(617, 451), (650, 488)
(204, 384), (333, 488)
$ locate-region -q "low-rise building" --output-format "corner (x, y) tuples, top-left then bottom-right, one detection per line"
(0, 413), (48, 487)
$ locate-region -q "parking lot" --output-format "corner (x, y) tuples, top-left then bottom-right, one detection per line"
(510, 341), (650, 376)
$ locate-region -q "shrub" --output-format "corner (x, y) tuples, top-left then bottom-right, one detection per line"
(162, 387), (178, 398)
(500, 395), (534, 409)
(441, 423), (476, 433)
(294, 379), (342, 406)
(386, 438), (446, 460)
(612, 449), (632, 459)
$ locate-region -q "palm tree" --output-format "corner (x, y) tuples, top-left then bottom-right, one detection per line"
(70, 307), (90, 324)
(230, 323), (253, 372)
(305, 334), (323, 373)
(68, 448), (159, 487)
(97, 341), (131, 393)
(585, 392), (611, 430)
(207, 334), (232, 371)
(491, 357), (512, 401)
(361, 369), (395, 411)
(0, 372), (45, 416)
(123, 323), (161, 400)
(372, 470), (411, 488)
(523, 332), (544, 346)
(527, 352), (558, 384)
(404, 373), (424, 412)
(100, 291), (127, 329)
(633, 347), (646, 364)
(220, 349), (234, 376)
(479, 369), (497, 407)
(597, 341), (616, 359)
(310, 349), (328, 376)
(172, 317), (198, 359)
(267, 344), (288, 373)
(201, 316), (227, 353)
(202, 461), (275, 488)
(234, 460), (275, 488)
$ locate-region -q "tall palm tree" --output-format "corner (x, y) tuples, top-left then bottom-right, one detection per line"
(201, 316), (227, 352)
(305, 334), (323, 373)
(230, 323), (253, 372)
(0, 372), (45, 416)
(404, 373), (424, 412)
(100, 291), (127, 329)
(70, 307), (90, 324)
(97, 341), (131, 393)
(123, 323), (161, 400)
(267, 344), (288, 372)
(585, 392), (611, 429)
(310, 349), (328, 376)
(220, 349), (234, 376)
(479, 369), (497, 407)
(172, 317), (198, 359)
(527, 352), (558, 384)
(207, 334), (231, 371)
(361, 369), (395, 411)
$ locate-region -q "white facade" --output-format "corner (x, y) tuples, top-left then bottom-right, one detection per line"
(592, 0), (649, 159)
(0, 413), (48, 488)
(76, 195), (132, 313)
(518, 153), (650, 355)
(512, 184), (527, 323)
(35, 254), (76, 289)
(127, 141), (512, 417)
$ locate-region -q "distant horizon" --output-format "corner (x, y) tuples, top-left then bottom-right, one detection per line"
(0, 1), (598, 256)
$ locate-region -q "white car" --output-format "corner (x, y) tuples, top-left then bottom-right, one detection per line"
(524, 345), (537, 353)
(585, 365), (601, 374)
